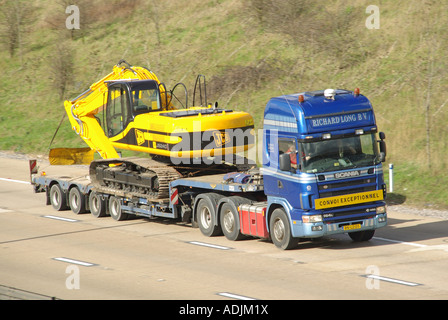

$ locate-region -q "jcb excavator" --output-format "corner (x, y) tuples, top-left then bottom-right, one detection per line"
(51, 60), (255, 199)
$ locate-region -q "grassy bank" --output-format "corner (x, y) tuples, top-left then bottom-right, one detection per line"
(1, 0), (447, 208)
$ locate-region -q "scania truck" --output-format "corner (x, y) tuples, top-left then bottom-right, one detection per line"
(31, 88), (387, 249)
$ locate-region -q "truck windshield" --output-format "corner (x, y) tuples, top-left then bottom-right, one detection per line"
(300, 133), (380, 173)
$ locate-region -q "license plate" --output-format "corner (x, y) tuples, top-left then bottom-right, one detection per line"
(343, 224), (361, 231)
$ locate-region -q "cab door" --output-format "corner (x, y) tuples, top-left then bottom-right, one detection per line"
(264, 136), (299, 198)
(278, 137), (300, 198)
(106, 84), (131, 138)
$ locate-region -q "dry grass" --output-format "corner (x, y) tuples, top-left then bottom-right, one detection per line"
(1, 0), (448, 205)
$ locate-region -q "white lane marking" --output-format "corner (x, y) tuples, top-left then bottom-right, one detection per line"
(217, 292), (257, 300)
(0, 177), (30, 185)
(365, 275), (421, 287)
(188, 241), (232, 250)
(374, 237), (448, 252)
(0, 208), (13, 213)
(43, 215), (79, 222)
(53, 257), (96, 267)
(373, 237), (427, 248)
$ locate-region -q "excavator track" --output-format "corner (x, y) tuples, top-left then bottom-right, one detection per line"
(89, 156), (254, 201)
(89, 157), (183, 200)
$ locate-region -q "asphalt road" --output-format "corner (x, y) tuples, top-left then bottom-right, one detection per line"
(1, 153), (448, 302)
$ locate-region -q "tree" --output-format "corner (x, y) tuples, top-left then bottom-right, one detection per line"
(0, 0), (34, 59)
(48, 40), (75, 100)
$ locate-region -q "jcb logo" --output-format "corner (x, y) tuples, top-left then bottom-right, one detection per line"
(135, 129), (145, 146)
(213, 131), (230, 147)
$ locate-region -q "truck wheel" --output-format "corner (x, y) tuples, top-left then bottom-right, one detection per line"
(89, 191), (106, 218)
(50, 184), (68, 211)
(269, 208), (297, 250)
(69, 187), (87, 214)
(108, 196), (129, 221)
(197, 197), (220, 237)
(220, 202), (245, 241)
(348, 230), (375, 242)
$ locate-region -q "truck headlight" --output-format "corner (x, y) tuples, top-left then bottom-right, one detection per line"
(376, 206), (386, 214)
(302, 214), (323, 223)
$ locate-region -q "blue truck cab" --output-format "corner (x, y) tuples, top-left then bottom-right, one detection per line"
(261, 88), (387, 249)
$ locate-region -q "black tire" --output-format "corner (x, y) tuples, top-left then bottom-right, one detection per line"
(69, 187), (87, 214)
(196, 196), (221, 237)
(348, 229), (375, 242)
(49, 184), (68, 211)
(269, 208), (298, 250)
(108, 196), (129, 221)
(89, 191), (107, 218)
(220, 202), (245, 241)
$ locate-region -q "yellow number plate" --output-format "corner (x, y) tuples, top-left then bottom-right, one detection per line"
(343, 224), (361, 231)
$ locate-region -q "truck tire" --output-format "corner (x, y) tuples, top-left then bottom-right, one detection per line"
(49, 184), (68, 211)
(219, 196), (250, 241)
(108, 196), (129, 221)
(69, 187), (87, 214)
(89, 191), (106, 218)
(220, 202), (245, 241)
(348, 229), (375, 242)
(196, 196), (221, 237)
(269, 208), (298, 250)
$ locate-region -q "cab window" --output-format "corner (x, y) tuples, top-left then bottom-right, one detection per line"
(278, 138), (298, 169)
(131, 88), (161, 115)
(106, 85), (130, 137)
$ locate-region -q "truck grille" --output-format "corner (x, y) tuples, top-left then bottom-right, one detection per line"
(316, 174), (381, 223)
(318, 176), (377, 198)
(322, 207), (377, 224)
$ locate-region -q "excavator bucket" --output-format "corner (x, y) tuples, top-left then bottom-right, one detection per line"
(49, 148), (94, 165)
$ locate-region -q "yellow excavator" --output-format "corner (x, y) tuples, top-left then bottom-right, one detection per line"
(50, 60), (255, 199)
(51, 60), (254, 164)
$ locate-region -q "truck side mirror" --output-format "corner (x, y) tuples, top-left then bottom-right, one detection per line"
(279, 153), (292, 172)
(378, 132), (386, 162)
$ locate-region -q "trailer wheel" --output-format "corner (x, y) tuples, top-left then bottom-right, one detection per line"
(49, 184), (68, 211)
(269, 208), (297, 250)
(348, 230), (375, 242)
(89, 191), (106, 218)
(69, 187), (87, 214)
(197, 197), (220, 237)
(109, 196), (129, 221)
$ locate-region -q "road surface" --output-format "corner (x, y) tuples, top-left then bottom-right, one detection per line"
(1, 153), (448, 302)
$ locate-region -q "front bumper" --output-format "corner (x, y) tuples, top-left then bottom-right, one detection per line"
(292, 212), (387, 238)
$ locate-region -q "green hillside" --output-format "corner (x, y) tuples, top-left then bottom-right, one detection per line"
(1, 0), (448, 208)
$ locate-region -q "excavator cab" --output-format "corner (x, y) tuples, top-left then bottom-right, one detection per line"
(104, 80), (162, 138)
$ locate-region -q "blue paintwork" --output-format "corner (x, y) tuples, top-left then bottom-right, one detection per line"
(261, 89), (387, 238)
(263, 90), (375, 139)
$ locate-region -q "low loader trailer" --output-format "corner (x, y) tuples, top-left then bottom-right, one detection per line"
(31, 88), (388, 249)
